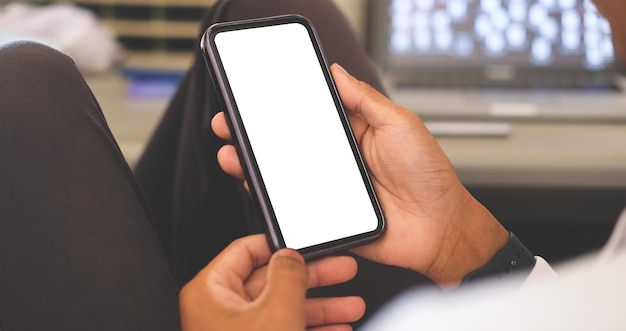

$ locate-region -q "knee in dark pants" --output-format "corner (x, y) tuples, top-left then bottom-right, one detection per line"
(0, 40), (87, 110)
(0, 40), (78, 81)
(0, 39), (108, 160)
(0, 40), (93, 121)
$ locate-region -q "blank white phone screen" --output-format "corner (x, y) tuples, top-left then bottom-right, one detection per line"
(214, 22), (380, 250)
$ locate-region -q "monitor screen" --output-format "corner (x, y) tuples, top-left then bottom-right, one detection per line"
(369, 0), (615, 73)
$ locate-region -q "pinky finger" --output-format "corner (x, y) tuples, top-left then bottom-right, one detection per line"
(305, 296), (365, 329)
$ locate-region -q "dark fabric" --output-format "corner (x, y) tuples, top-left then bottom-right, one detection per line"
(0, 41), (180, 330)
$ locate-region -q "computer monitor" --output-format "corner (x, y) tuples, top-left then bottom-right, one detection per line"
(367, 0), (617, 87)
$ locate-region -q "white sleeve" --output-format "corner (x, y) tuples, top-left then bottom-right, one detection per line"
(359, 211), (626, 331)
(520, 256), (557, 288)
(359, 253), (626, 331)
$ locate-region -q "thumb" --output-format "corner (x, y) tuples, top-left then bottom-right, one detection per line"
(331, 63), (405, 128)
(260, 249), (308, 321)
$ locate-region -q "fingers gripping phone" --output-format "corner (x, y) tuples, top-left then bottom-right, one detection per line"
(201, 15), (385, 259)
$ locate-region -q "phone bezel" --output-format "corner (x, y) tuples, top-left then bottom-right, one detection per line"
(200, 15), (385, 259)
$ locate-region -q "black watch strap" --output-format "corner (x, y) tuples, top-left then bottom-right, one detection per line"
(461, 232), (536, 286)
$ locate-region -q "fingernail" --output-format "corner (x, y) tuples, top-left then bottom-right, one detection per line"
(275, 249), (305, 263)
(333, 63), (350, 77)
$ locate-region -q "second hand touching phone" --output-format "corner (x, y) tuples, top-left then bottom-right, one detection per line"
(200, 15), (385, 259)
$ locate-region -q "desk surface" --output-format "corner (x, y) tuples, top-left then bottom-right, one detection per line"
(435, 122), (626, 188)
(86, 73), (626, 189)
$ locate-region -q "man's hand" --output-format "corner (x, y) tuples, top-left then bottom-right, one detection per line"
(179, 234), (365, 331)
(211, 65), (508, 287)
(328, 64), (508, 287)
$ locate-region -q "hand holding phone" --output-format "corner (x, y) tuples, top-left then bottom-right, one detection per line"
(201, 15), (385, 259)
(206, 20), (511, 286)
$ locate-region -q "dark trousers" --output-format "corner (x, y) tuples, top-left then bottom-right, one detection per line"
(0, 1), (428, 329)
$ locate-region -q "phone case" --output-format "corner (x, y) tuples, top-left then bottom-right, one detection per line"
(200, 15), (385, 259)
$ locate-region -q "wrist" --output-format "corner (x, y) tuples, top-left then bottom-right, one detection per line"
(460, 232), (536, 286)
(425, 193), (509, 288)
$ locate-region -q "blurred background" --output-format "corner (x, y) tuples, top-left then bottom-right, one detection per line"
(1, 0), (626, 266)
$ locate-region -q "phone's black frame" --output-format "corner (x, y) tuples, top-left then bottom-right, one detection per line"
(200, 14), (385, 259)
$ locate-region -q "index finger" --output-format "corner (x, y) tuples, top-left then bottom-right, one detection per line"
(211, 111), (232, 141)
(331, 63), (412, 128)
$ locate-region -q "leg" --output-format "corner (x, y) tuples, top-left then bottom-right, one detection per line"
(0, 41), (180, 330)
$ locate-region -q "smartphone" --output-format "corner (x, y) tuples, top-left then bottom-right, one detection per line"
(200, 15), (385, 259)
